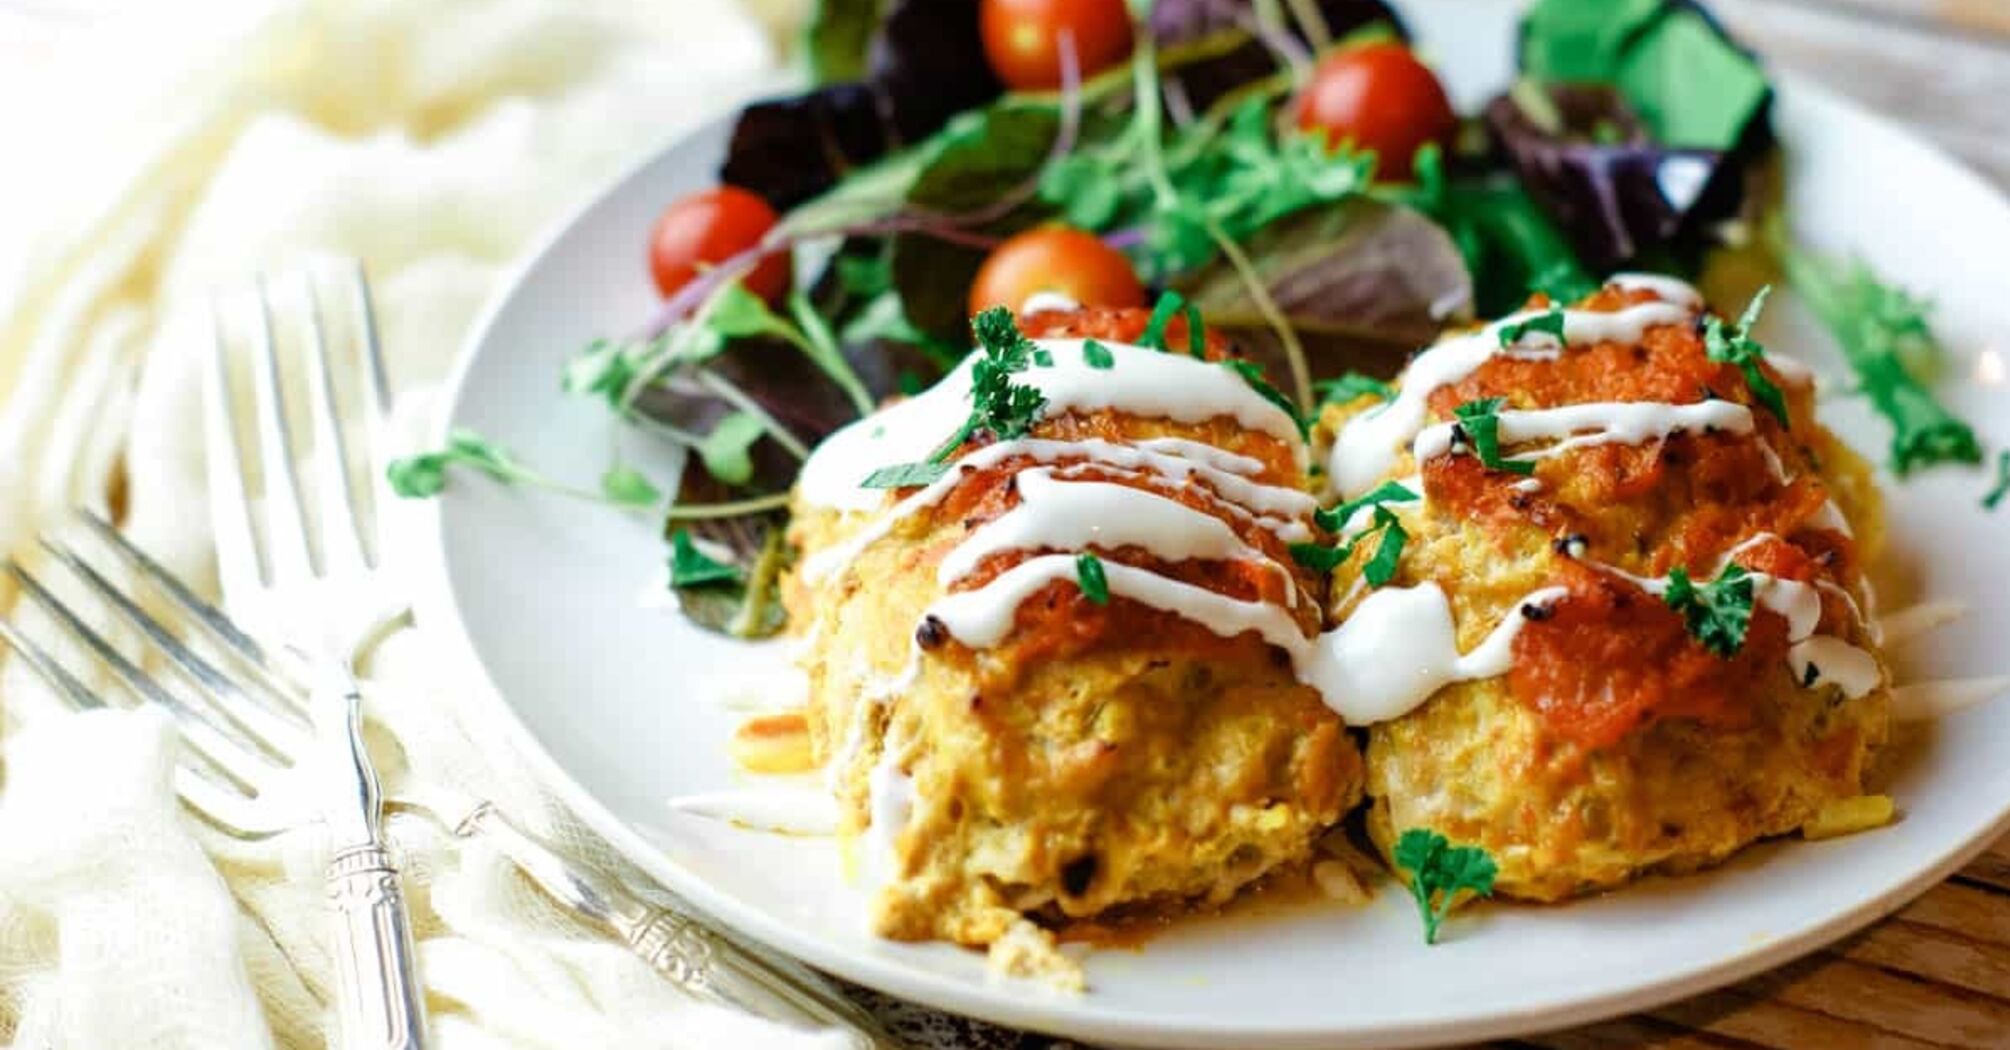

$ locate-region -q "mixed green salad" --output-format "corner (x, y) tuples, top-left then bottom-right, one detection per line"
(394, 0), (1986, 641)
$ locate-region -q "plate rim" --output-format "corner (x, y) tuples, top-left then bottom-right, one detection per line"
(408, 75), (2010, 1048)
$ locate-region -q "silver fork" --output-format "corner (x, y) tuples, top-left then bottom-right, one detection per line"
(207, 265), (426, 1049)
(0, 514), (897, 1048)
(202, 263), (898, 1047)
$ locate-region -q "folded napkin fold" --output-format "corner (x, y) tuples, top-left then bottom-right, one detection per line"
(0, 1), (878, 1046)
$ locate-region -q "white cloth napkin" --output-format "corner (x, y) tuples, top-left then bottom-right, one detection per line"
(0, 1), (866, 1047)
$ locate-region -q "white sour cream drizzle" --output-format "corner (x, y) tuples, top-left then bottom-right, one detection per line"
(801, 275), (1934, 788)
(1413, 400), (1755, 465)
(1300, 584), (1570, 724)
(799, 338), (1304, 513)
(1328, 294), (1698, 496)
(938, 470), (1303, 608)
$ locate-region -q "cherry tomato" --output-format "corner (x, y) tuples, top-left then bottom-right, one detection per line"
(970, 226), (1146, 317)
(1294, 42), (1458, 183)
(980, 0), (1135, 92)
(647, 186), (791, 303)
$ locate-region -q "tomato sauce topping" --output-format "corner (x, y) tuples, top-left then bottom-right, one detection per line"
(1416, 290), (1861, 748)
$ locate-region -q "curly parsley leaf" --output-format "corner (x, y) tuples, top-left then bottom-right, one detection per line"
(1496, 307), (1566, 349)
(1664, 563), (1756, 657)
(1075, 552), (1110, 606)
(669, 529), (744, 588)
(1393, 828), (1497, 945)
(1453, 398), (1537, 476)
(1315, 371), (1395, 407)
(1783, 248), (1982, 474)
(1987, 451), (2010, 511)
(907, 307), (1049, 469)
(1703, 286), (1790, 428)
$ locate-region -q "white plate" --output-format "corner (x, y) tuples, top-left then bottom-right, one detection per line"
(412, 4), (2010, 1046)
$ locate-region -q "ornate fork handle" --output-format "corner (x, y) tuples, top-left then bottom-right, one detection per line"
(327, 843), (427, 1050)
(454, 803), (895, 1047)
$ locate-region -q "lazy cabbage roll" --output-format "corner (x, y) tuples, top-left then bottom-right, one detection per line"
(783, 305), (1360, 974)
(1315, 275), (1891, 901)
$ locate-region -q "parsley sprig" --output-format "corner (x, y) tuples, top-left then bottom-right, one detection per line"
(1783, 247), (1982, 474)
(1703, 287), (1790, 427)
(1393, 828), (1497, 946)
(1664, 563), (1756, 657)
(1312, 480), (1419, 533)
(862, 308), (1048, 489)
(1297, 481), (1418, 585)
(1452, 398), (1536, 476)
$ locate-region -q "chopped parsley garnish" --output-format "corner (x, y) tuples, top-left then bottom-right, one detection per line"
(1314, 371), (1395, 407)
(1288, 542), (1347, 573)
(1082, 339), (1115, 370)
(1783, 248), (1982, 474)
(866, 308), (1047, 487)
(1664, 563), (1756, 657)
(953, 307), (1049, 449)
(1075, 552), (1110, 605)
(1393, 828), (1497, 946)
(668, 529), (743, 588)
(1452, 398), (1536, 476)
(1222, 359), (1307, 437)
(1139, 291), (1207, 358)
(1496, 307), (1566, 348)
(1313, 480), (1418, 533)
(1703, 286), (1790, 427)
(1300, 485), (1414, 586)
(387, 428), (661, 508)
(1987, 450), (2010, 511)
(1359, 508), (1409, 587)
(861, 462), (951, 489)
(1032, 347), (1054, 367)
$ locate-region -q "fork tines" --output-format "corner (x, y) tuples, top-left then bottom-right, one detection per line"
(1, 512), (317, 837)
(207, 263), (394, 592)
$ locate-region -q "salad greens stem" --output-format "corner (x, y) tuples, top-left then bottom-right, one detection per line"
(1205, 217), (1314, 410)
(695, 370), (813, 460)
(785, 291), (877, 416)
(1282, 0), (1333, 49)
(1244, 0), (1315, 80)
(663, 492), (793, 521)
(726, 527), (790, 637)
(1131, 30), (1182, 210)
